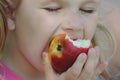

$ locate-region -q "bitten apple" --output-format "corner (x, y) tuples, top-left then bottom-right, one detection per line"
(48, 34), (91, 73)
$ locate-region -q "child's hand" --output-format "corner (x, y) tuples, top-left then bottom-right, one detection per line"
(43, 47), (108, 80)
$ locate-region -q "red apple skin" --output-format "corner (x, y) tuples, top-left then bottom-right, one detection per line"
(48, 34), (91, 73)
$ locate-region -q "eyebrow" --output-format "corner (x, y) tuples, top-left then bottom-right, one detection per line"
(85, 0), (98, 3)
(43, 0), (61, 2)
(82, 0), (99, 4)
(48, 0), (57, 1)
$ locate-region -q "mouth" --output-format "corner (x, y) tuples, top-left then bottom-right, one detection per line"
(49, 34), (95, 47)
(48, 33), (94, 73)
(42, 34), (95, 58)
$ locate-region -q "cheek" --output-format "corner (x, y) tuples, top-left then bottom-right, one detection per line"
(15, 8), (63, 56)
(83, 15), (98, 40)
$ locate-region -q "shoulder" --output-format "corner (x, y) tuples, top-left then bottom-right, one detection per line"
(0, 60), (23, 80)
(0, 61), (6, 80)
(0, 75), (6, 80)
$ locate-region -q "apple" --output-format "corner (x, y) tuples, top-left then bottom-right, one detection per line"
(48, 34), (91, 73)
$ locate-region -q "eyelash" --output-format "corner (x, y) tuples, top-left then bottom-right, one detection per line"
(44, 8), (61, 12)
(44, 7), (94, 14)
(80, 9), (94, 13)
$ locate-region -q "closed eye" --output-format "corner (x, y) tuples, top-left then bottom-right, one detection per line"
(44, 7), (61, 12)
(80, 9), (94, 13)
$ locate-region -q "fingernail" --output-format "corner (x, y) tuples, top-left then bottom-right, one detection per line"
(42, 52), (47, 60)
(95, 47), (100, 57)
(103, 62), (108, 68)
(80, 53), (87, 59)
(89, 48), (96, 56)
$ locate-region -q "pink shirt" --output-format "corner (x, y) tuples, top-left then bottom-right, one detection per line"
(0, 60), (23, 80)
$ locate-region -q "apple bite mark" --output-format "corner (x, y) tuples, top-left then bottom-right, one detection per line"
(48, 34), (91, 73)
(65, 35), (91, 48)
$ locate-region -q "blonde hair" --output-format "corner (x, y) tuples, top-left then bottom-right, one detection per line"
(0, 0), (20, 53)
(94, 22), (116, 62)
(0, 0), (8, 52)
(93, 21), (116, 79)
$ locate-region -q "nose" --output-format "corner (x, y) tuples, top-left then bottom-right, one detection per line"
(61, 12), (84, 39)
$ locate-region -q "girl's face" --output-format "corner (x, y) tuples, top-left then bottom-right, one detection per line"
(13, 0), (98, 71)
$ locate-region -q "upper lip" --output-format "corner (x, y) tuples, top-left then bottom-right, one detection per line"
(67, 35), (83, 41)
(69, 36), (79, 41)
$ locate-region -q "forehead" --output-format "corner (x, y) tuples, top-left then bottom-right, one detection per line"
(48, 0), (98, 1)
(39, 0), (99, 3)
(30, 0), (99, 7)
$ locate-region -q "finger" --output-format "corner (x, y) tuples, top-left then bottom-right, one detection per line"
(94, 46), (100, 66)
(65, 53), (87, 80)
(79, 47), (99, 80)
(92, 62), (108, 80)
(42, 52), (56, 80)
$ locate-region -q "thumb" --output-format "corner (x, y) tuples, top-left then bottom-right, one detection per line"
(42, 52), (56, 80)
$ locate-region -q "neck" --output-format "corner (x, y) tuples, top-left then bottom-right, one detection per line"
(1, 51), (45, 80)
(2, 53), (44, 80)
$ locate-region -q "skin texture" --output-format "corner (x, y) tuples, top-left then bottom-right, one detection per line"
(0, 0), (107, 80)
(100, 1), (120, 79)
(87, 0), (120, 79)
